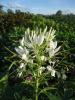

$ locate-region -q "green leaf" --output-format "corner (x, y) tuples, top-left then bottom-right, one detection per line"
(39, 87), (57, 95)
(8, 61), (16, 71)
(0, 75), (8, 83)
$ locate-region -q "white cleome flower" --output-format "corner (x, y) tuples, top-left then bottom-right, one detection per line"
(49, 61), (55, 66)
(49, 41), (57, 50)
(15, 46), (29, 62)
(24, 29), (44, 48)
(22, 54), (28, 61)
(51, 69), (56, 77)
(46, 40), (61, 58)
(33, 35), (44, 46)
(47, 65), (56, 77)
(15, 27), (61, 78)
(44, 27), (56, 41)
(48, 46), (61, 58)
(19, 63), (25, 68)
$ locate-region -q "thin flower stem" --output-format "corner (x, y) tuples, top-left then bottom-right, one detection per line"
(35, 78), (39, 100)
(35, 65), (39, 100)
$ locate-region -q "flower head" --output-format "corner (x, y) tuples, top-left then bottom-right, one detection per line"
(15, 26), (61, 79)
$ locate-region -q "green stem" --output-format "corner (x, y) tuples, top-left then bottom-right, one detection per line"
(35, 78), (39, 100)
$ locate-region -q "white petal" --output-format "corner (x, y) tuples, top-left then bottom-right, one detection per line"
(53, 41), (57, 49)
(54, 46), (61, 53)
(49, 41), (57, 49)
(24, 47), (29, 55)
(39, 35), (44, 45)
(20, 37), (24, 46)
(15, 47), (23, 55)
(49, 50), (55, 58)
(51, 70), (56, 77)
(47, 66), (56, 77)
(43, 26), (47, 34)
(18, 46), (23, 50)
(22, 54), (27, 61)
(47, 65), (52, 71)
(18, 72), (22, 77)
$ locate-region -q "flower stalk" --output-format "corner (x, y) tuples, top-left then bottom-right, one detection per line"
(35, 76), (39, 100)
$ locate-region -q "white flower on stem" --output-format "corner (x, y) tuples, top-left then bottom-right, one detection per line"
(54, 46), (61, 54)
(18, 46), (23, 50)
(49, 41), (57, 50)
(47, 40), (61, 58)
(44, 27), (56, 41)
(49, 61), (55, 66)
(33, 34), (44, 46)
(24, 29), (44, 48)
(49, 49), (55, 58)
(48, 46), (61, 58)
(15, 46), (29, 62)
(19, 63), (25, 69)
(15, 27), (61, 79)
(47, 65), (56, 77)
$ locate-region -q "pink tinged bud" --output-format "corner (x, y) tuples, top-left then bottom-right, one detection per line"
(26, 75), (32, 81)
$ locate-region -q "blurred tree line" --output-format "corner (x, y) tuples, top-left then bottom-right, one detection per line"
(0, 5), (75, 35)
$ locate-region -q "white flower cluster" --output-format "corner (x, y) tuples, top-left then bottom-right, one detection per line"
(15, 26), (61, 77)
